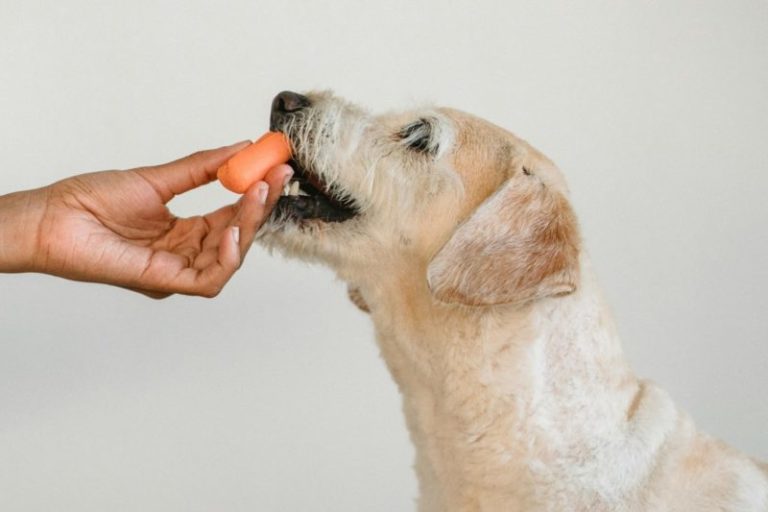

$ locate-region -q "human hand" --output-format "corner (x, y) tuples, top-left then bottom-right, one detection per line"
(0, 142), (291, 298)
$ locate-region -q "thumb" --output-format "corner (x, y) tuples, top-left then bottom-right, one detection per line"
(135, 140), (251, 202)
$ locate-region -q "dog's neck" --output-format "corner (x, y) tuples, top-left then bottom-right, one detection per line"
(351, 254), (675, 510)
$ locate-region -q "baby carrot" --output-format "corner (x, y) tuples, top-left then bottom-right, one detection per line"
(217, 132), (292, 193)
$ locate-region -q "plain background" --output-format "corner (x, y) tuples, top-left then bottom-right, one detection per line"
(1, 1), (766, 510)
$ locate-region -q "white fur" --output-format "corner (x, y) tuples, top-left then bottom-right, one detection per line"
(260, 92), (768, 511)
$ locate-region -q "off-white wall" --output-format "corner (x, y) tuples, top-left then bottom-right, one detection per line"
(1, 1), (766, 510)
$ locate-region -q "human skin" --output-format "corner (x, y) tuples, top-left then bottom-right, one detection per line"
(0, 141), (292, 298)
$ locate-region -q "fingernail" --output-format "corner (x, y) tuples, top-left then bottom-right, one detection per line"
(232, 226), (240, 244)
(282, 169), (294, 188)
(258, 182), (269, 204)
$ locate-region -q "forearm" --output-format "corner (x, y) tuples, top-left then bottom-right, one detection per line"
(0, 188), (46, 273)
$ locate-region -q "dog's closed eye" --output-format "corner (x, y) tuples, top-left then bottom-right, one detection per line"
(397, 118), (438, 155)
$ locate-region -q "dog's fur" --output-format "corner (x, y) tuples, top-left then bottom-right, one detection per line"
(260, 91), (768, 511)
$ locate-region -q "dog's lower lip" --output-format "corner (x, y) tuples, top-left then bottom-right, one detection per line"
(276, 195), (357, 222)
(273, 157), (359, 223)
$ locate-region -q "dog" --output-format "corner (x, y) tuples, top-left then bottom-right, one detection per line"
(258, 90), (768, 511)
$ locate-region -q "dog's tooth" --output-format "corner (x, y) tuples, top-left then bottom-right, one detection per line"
(290, 181), (300, 196)
(282, 184), (290, 196)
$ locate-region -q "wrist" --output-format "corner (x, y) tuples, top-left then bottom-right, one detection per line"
(0, 187), (48, 273)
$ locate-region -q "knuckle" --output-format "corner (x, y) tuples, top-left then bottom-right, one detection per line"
(182, 150), (210, 170)
(189, 149), (209, 161)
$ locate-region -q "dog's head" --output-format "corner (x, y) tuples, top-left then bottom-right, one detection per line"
(261, 90), (580, 307)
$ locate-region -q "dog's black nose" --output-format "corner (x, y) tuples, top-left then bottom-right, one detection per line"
(272, 91), (310, 114)
(270, 91), (310, 131)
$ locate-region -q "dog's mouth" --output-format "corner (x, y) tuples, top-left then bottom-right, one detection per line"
(274, 156), (359, 223)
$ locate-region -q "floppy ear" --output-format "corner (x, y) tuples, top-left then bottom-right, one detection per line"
(427, 175), (580, 306)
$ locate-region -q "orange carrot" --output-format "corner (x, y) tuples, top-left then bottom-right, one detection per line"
(217, 132), (292, 193)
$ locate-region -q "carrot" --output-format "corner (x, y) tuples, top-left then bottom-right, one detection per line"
(217, 132), (292, 193)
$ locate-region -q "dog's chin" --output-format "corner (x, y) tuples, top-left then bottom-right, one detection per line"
(272, 158), (359, 225)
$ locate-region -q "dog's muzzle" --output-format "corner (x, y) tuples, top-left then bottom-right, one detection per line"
(269, 90), (359, 224)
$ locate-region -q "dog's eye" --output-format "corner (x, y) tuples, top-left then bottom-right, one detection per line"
(398, 118), (437, 154)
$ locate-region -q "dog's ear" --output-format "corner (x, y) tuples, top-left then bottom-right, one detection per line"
(427, 174), (580, 307)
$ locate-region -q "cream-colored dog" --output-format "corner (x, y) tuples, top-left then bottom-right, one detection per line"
(259, 90), (768, 511)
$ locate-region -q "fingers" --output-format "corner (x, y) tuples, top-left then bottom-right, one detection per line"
(169, 165), (292, 297)
(196, 225), (241, 297)
(135, 140), (251, 202)
(263, 164), (293, 209)
(231, 164), (292, 258)
(160, 226), (242, 298)
(231, 182), (269, 258)
(129, 164), (292, 299)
